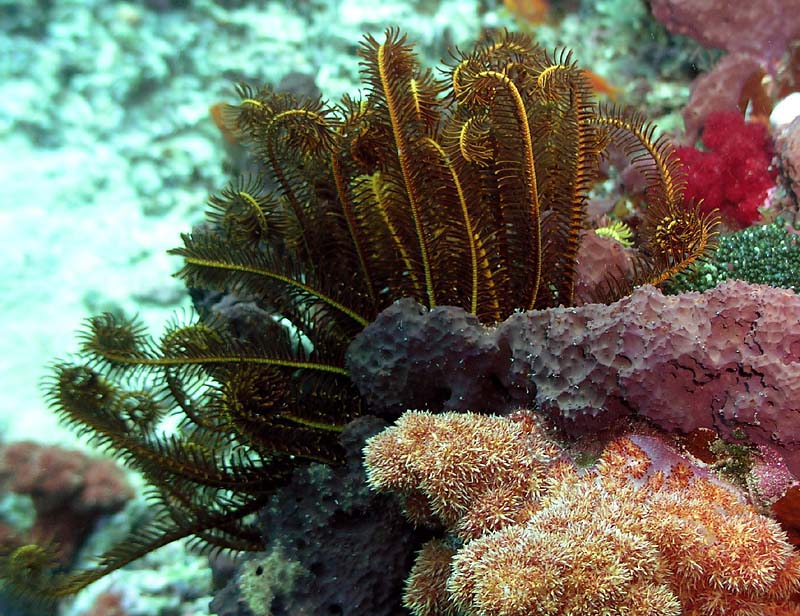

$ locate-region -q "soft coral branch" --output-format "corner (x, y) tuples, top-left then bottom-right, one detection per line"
(675, 110), (777, 227)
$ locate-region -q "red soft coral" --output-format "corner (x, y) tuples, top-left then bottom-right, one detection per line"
(675, 110), (777, 227)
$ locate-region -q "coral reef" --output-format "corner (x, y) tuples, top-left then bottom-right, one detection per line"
(347, 280), (800, 477)
(22, 26), (718, 601)
(364, 410), (800, 615)
(675, 110), (777, 227)
(10, 0), (799, 611)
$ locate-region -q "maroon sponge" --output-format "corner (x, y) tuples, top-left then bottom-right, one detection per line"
(650, 0), (800, 62)
(346, 280), (800, 476)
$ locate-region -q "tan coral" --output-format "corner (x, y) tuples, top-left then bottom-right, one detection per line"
(403, 539), (459, 616)
(449, 517), (680, 616)
(364, 411), (800, 616)
(363, 410), (561, 529)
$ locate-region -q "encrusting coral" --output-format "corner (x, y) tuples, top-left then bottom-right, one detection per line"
(666, 219), (800, 293)
(364, 410), (800, 615)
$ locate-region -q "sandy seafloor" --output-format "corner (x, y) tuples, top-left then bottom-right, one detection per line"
(0, 0), (698, 613)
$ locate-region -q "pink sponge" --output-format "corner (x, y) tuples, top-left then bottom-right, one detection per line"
(675, 110), (777, 227)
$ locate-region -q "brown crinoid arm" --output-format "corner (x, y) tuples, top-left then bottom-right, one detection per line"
(592, 106), (720, 299)
(529, 49), (606, 309)
(355, 28), (475, 311)
(333, 94), (429, 311)
(224, 85), (341, 267)
(635, 197), (720, 288)
(23, 305), (361, 600)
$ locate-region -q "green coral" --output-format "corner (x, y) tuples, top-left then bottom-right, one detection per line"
(708, 438), (755, 486)
(666, 219), (800, 294)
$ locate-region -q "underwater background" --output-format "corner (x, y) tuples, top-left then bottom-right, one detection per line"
(1, 0), (799, 614)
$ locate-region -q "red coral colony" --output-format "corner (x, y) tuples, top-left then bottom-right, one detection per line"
(675, 110), (778, 228)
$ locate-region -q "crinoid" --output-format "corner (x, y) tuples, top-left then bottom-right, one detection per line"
(9, 28), (717, 601)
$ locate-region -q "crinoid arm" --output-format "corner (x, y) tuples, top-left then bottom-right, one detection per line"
(21, 305), (361, 599)
(591, 105), (720, 299)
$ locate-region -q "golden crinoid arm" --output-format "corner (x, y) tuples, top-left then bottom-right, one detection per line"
(197, 90), (382, 333)
(343, 29), (557, 321)
(637, 197), (720, 288)
(592, 105), (720, 296)
(223, 88), (327, 268)
(447, 31), (547, 313)
(529, 48), (606, 308)
(355, 30), (488, 311)
(358, 30), (436, 306)
(332, 94), (429, 313)
(439, 108), (506, 321)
